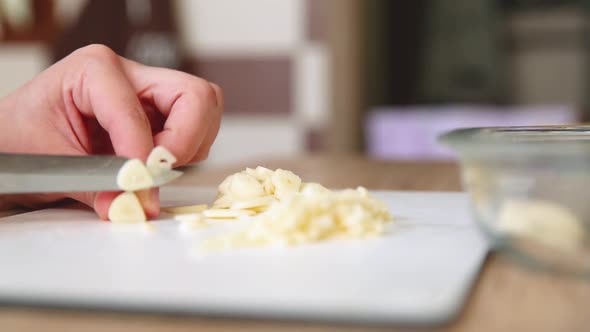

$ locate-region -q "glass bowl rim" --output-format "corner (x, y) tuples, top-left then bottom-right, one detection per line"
(439, 125), (590, 156)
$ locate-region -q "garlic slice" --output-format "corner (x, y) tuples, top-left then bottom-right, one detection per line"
(231, 196), (276, 210)
(162, 204), (208, 215)
(108, 192), (147, 223)
(203, 208), (256, 219)
(117, 159), (154, 191)
(213, 195), (233, 209)
(227, 173), (266, 198)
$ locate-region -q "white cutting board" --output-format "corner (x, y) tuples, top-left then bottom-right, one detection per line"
(0, 187), (488, 326)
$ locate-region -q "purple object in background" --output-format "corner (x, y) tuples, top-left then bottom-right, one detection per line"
(365, 105), (578, 160)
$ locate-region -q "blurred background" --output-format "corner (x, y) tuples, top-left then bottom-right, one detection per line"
(0, 0), (587, 166)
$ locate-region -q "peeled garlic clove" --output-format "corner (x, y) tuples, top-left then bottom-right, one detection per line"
(231, 196), (276, 210)
(272, 169), (302, 201)
(162, 204), (208, 215)
(146, 146), (177, 176)
(228, 173), (265, 198)
(203, 208), (256, 219)
(108, 192), (147, 223)
(117, 159), (154, 191)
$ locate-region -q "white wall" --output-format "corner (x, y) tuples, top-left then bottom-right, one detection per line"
(175, 0), (328, 165)
(176, 0), (305, 56)
(0, 44), (49, 98)
(204, 116), (305, 167)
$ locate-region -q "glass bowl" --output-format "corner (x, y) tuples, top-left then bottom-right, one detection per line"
(440, 125), (590, 278)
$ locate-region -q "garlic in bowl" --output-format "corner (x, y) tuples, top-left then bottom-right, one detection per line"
(440, 125), (590, 277)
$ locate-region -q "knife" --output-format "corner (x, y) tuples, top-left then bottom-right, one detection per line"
(0, 153), (183, 194)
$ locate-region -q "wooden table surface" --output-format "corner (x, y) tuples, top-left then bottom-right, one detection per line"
(1, 156), (589, 332)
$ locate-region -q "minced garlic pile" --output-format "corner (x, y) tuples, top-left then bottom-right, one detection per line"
(166, 166), (393, 250)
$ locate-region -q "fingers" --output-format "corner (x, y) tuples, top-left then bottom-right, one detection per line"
(135, 188), (160, 218)
(61, 45), (224, 221)
(90, 65), (222, 219)
(70, 46), (154, 160)
(65, 46), (159, 217)
(120, 59), (221, 165)
(154, 89), (213, 165)
(190, 82), (223, 163)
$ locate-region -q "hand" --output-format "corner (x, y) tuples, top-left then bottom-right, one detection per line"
(0, 44), (224, 219)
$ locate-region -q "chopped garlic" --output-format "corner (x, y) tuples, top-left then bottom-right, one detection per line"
(212, 195), (233, 209)
(246, 166), (274, 182)
(230, 196), (276, 210)
(162, 204), (208, 215)
(202, 186), (392, 250)
(271, 169), (302, 201)
(203, 208), (256, 219)
(497, 199), (585, 251)
(226, 172), (266, 198)
(191, 167), (393, 250)
(110, 146), (179, 224)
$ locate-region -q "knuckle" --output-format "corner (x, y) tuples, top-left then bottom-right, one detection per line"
(192, 150), (210, 163)
(187, 78), (218, 107)
(177, 150), (195, 166)
(204, 85), (218, 107)
(200, 84), (218, 107)
(209, 82), (224, 109)
(75, 44), (120, 66)
(111, 104), (150, 132)
(209, 82), (223, 97)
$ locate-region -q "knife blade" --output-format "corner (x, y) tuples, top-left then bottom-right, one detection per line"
(0, 153), (182, 194)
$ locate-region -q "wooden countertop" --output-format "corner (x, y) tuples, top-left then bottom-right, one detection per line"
(1, 156), (589, 332)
